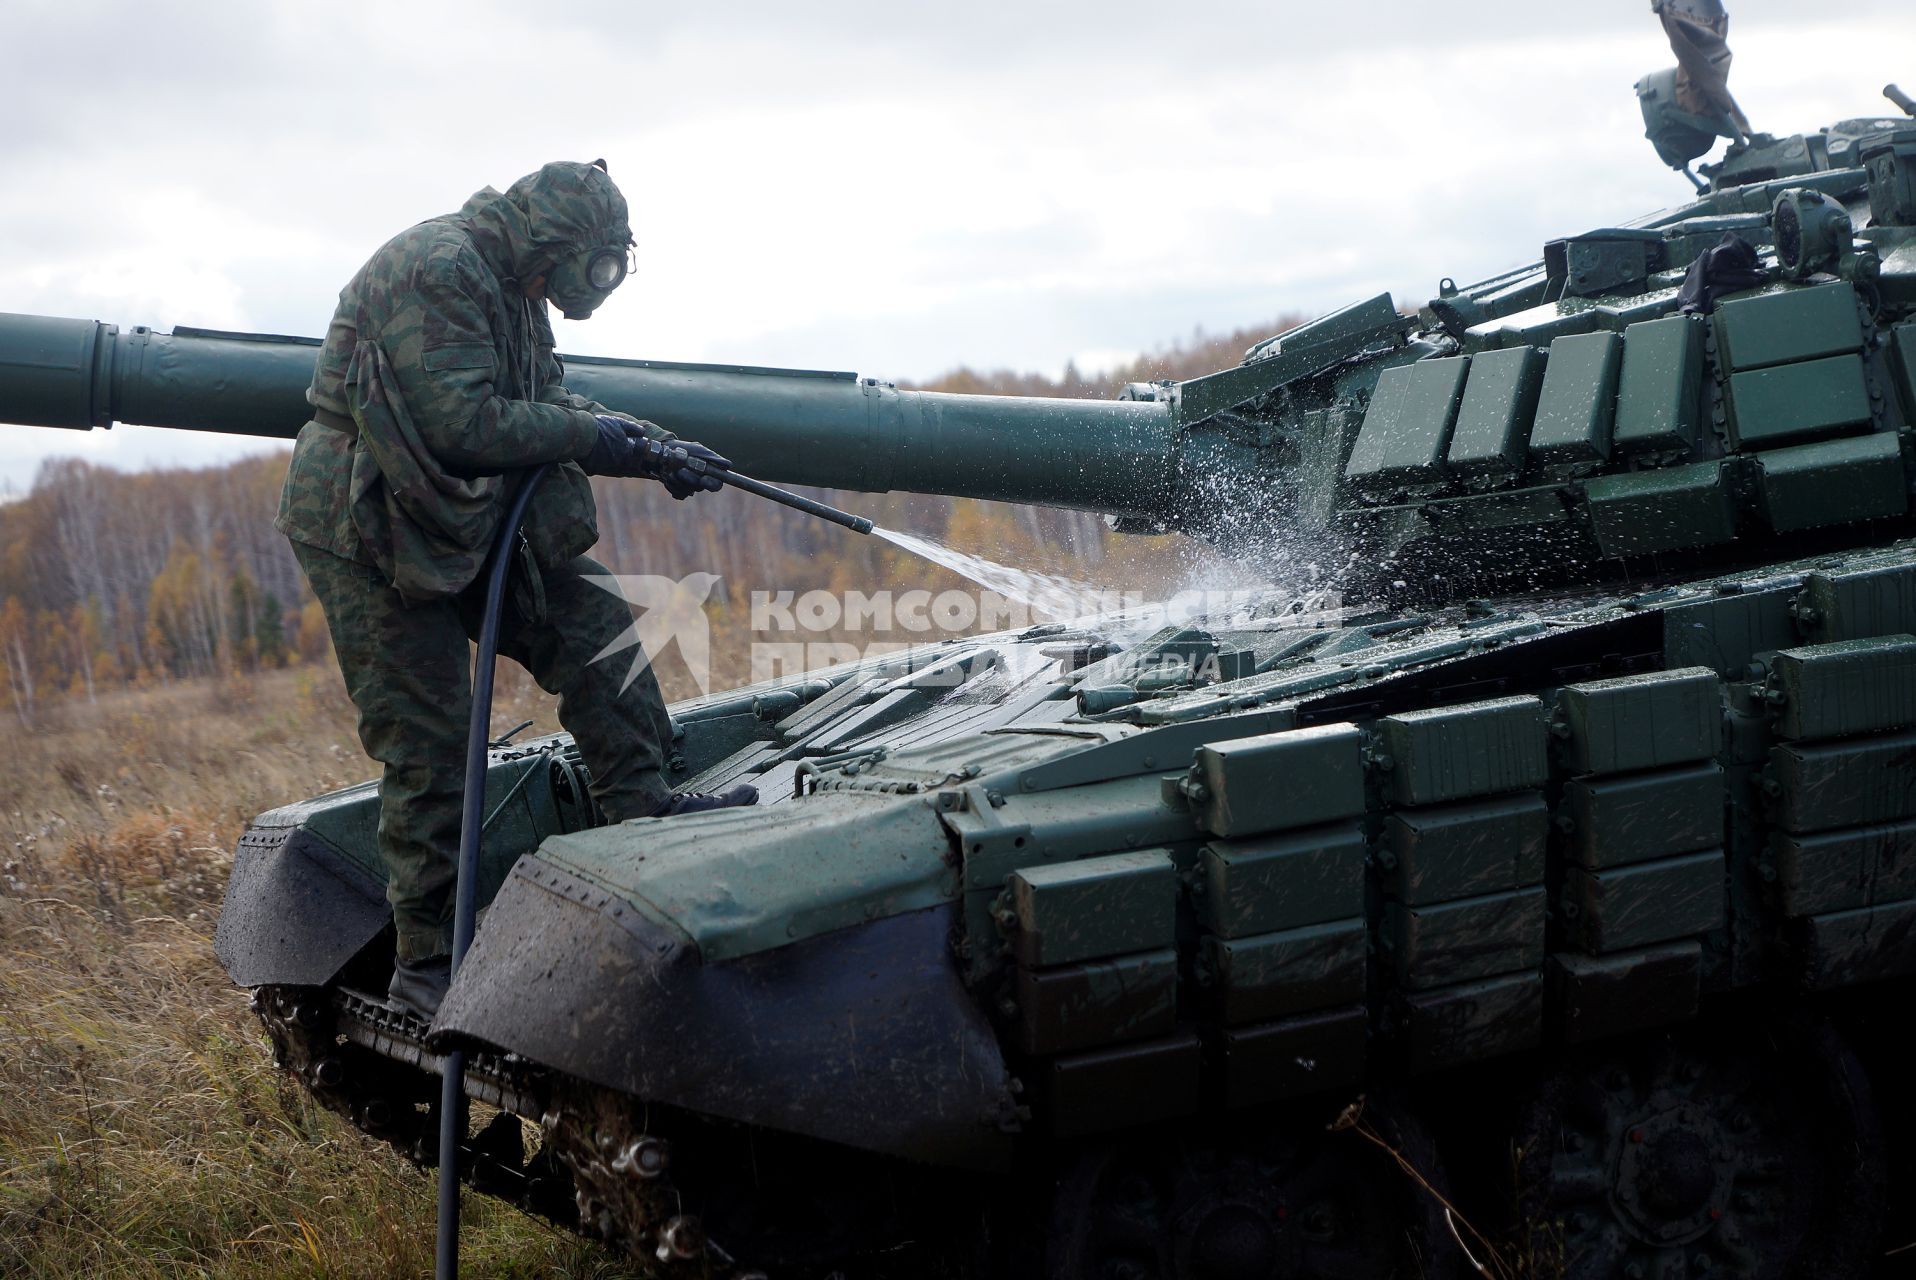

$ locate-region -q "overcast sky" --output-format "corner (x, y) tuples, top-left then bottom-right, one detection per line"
(2, 0), (1912, 488)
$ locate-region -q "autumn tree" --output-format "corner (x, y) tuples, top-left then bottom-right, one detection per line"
(255, 591), (288, 668)
(0, 597), (36, 725)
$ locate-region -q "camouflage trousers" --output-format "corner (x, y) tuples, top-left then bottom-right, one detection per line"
(292, 541), (674, 961)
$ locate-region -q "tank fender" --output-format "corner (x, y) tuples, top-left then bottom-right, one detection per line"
(214, 822), (389, 987)
(435, 857), (1019, 1171)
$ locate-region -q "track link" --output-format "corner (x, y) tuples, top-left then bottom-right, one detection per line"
(250, 984), (759, 1277)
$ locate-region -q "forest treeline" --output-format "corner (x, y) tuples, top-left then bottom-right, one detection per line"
(0, 318), (1294, 720)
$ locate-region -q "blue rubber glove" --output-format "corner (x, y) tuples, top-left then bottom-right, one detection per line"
(658, 440), (730, 499)
(580, 415), (655, 477)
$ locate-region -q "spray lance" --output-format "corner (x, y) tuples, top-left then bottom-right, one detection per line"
(634, 435), (876, 534)
(433, 456), (869, 1280)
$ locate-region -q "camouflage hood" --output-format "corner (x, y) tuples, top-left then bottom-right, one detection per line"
(280, 159), (644, 602)
(456, 161), (631, 287)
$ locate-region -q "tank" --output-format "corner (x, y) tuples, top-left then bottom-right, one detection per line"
(5, 77), (1916, 1280)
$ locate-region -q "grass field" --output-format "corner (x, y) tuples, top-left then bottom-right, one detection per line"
(0, 666), (642, 1278)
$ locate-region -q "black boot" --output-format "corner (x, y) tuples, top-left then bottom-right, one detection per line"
(652, 784), (759, 817)
(388, 954), (452, 1019)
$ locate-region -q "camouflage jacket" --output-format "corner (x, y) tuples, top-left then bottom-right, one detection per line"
(276, 163), (668, 603)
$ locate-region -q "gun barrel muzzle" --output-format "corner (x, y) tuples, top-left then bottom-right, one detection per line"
(1887, 83), (1916, 117)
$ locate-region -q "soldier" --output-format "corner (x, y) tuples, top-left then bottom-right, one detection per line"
(1653, 0), (1753, 144)
(277, 160), (755, 1017)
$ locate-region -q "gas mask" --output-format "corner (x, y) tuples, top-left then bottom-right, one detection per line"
(545, 240), (634, 320)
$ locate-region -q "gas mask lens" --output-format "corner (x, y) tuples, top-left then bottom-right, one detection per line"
(586, 247), (628, 290)
(546, 241), (635, 320)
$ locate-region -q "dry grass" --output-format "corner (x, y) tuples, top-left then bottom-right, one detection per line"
(0, 667), (639, 1278)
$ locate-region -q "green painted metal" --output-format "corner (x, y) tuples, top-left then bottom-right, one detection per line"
(1726, 353), (1873, 449)
(1893, 322), (1916, 411)
(1801, 899), (1916, 988)
(1546, 232), (1657, 299)
(560, 362), (1179, 513)
(1177, 293), (1407, 426)
(1559, 764), (1726, 869)
(1399, 970), (1542, 1074)
(148, 74), (1916, 1276)
(253, 780), (386, 886)
(1192, 723), (1365, 838)
(1756, 432), (1907, 532)
(1527, 331), (1622, 471)
(0, 311), (1185, 518)
(1584, 461), (1735, 556)
(1014, 948), (1178, 1056)
(1196, 824), (1365, 937)
(1446, 345), (1543, 483)
(1662, 583), (1800, 675)
(1218, 1007), (1366, 1107)
(951, 772), (1201, 894)
(1771, 819), (1916, 917)
(1614, 314), (1704, 454)
(1467, 296), (1610, 351)
(1564, 849), (1726, 954)
(1714, 281), (1864, 371)
(1044, 1032), (1200, 1138)
(1885, 239), (1916, 309)
(257, 748), (578, 906)
(1864, 133), (1916, 227)
(1386, 886), (1546, 990)
(1008, 850), (1176, 967)
(1547, 942), (1701, 1044)
(1767, 729), (1916, 834)
(1768, 635), (1916, 740)
(0, 315), (322, 438)
(1381, 794), (1547, 907)
(1794, 563), (1916, 643)
(536, 792), (956, 962)
(1426, 485), (1567, 534)
(1199, 918), (1365, 1023)
(1343, 356), (1470, 495)
(1554, 667), (1721, 775)
(1377, 696), (1547, 807)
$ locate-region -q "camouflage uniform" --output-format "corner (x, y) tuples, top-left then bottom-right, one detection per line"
(1654, 0), (1752, 140)
(278, 162), (675, 961)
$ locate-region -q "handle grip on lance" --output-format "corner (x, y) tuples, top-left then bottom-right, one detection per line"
(657, 443), (875, 535)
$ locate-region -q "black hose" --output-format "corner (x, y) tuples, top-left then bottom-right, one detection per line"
(436, 463), (551, 1280)
(429, 458), (858, 1278)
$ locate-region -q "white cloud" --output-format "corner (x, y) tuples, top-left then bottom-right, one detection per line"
(1, 0), (1912, 485)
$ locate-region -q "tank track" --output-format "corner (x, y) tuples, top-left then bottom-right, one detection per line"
(540, 1073), (759, 1278)
(251, 984), (762, 1277)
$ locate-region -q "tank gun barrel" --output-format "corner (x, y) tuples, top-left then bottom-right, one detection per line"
(1888, 83), (1916, 118)
(560, 350), (1176, 514)
(0, 312), (1180, 520)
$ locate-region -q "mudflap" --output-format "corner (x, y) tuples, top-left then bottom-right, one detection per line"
(434, 856), (1019, 1172)
(215, 823), (390, 987)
